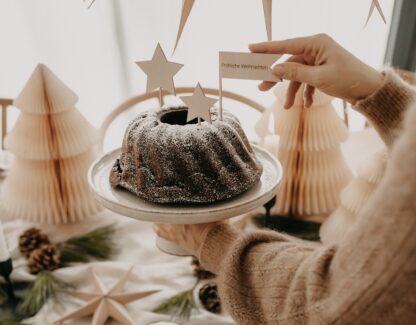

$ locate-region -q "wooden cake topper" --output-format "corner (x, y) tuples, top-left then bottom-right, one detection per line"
(218, 51), (282, 120)
(365, 0), (386, 26)
(55, 267), (159, 325)
(181, 83), (217, 125)
(136, 43), (184, 105)
(174, 0), (273, 52)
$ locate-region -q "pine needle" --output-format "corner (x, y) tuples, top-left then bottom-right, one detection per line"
(153, 289), (195, 321)
(0, 284), (7, 305)
(58, 224), (117, 265)
(16, 271), (70, 318)
(0, 317), (22, 325)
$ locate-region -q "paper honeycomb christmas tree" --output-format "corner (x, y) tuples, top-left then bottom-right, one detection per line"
(320, 148), (387, 244)
(267, 83), (352, 222)
(1, 64), (101, 224)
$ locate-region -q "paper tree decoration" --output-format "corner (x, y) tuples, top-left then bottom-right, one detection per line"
(181, 83), (217, 125)
(365, 0), (386, 26)
(320, 149), (388, 245)
(136, 43), (183, 105)
(258, 83), (352, 221)
(174, 0), (273, 52)
(55, 267), (159, 325)
(1, 64), (101, 224)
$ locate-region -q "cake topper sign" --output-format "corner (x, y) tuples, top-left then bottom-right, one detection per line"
(136, 43), (184, 106)
(181, 83), (217, 125)
(218, 51), (282, 120)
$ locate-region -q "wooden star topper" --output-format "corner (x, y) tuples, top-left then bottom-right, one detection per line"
(181, 83), (217, 125)
(136, 43), (184, 104)
(55, 267), (159, 325)
(365, 0), (386, 26)
(173, 0), (272, 52)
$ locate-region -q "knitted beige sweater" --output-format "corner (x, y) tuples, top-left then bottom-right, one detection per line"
(199, 70), (416, 325)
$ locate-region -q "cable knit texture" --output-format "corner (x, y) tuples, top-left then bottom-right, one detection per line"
(199, 70), (416, 324)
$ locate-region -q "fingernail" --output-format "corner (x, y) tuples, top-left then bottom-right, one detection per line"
(274, 65), (285, 77)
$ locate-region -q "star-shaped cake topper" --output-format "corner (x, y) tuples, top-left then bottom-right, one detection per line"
(136, 43), (184, 104)
(365, 0), (386, 26)
(55, 267), (159, 325)
(181, 83), (217, 125)
(173, 0), (273, 52)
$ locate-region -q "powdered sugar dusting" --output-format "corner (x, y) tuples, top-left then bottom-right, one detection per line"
(110, 106), (262, 204)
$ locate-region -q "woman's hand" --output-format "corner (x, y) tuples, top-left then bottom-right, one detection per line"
(153, 222), (220, 256)
(250, 34), (384, 108)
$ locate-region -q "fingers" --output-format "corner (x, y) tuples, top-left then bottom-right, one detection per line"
(258, 81), (276, 91)
(304, 84), (315, 108)
(258, 55), (304, 92)
(273, 62), (317, 85)
(249, 36), (313, 55)
(153, 223), (174, 241)
(284, 81), (302, 109)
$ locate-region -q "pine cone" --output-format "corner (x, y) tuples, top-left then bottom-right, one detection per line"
(191, 257), (215, 280)
(19, 228), (50, 257)
(199, 282), (221, 314)
(27, 243), (61, 275)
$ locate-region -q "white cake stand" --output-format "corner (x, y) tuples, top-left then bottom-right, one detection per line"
(88, 145), (282, 255)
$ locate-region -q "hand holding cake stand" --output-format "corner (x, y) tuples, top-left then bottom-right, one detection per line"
(88, 145), (282, 256)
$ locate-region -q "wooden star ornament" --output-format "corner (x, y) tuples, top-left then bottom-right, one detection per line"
(55, 267), (159, 325)
(136, 43), (183, 104)
(262, 0), (272, 41)
(174, 0), (195, 53)
(365, 0), (386, 26)
(173, 0), (272, 52)
(181, 83), (217, 125)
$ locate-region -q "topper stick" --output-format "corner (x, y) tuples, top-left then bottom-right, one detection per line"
(219, 76), (223, 121)
(159, 88), (164, 106)
(198, 117), (201, 125)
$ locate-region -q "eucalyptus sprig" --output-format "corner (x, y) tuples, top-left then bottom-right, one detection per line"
(154, 288), (196, 322)
(16, 271), (70, 318)
(58, 224), (117, 265)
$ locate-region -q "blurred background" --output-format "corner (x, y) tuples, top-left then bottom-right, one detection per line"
(0, 0), (414, 149)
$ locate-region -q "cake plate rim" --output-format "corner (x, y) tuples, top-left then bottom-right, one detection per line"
(88, 144), (282, 225)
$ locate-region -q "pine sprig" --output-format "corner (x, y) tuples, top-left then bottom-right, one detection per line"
(0, 284), (8, 305)
(16, 271), (70, 318)
(58, 224), (117, 265)
(0, 317), (23, 325)
(154, 289), (196, 321)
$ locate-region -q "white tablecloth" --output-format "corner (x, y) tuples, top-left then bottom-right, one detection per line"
(0, 128), (384, 325)
(2, 211), (235, 325)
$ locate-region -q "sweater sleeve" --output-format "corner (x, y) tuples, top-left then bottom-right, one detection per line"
(199, 75), (416, 324)
(354, 69), (416, 146)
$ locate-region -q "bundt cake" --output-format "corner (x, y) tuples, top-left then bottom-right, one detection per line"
(110, 106), (262, 204)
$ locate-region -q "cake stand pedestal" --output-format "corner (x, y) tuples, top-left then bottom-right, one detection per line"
(88, 145), (282, 256)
